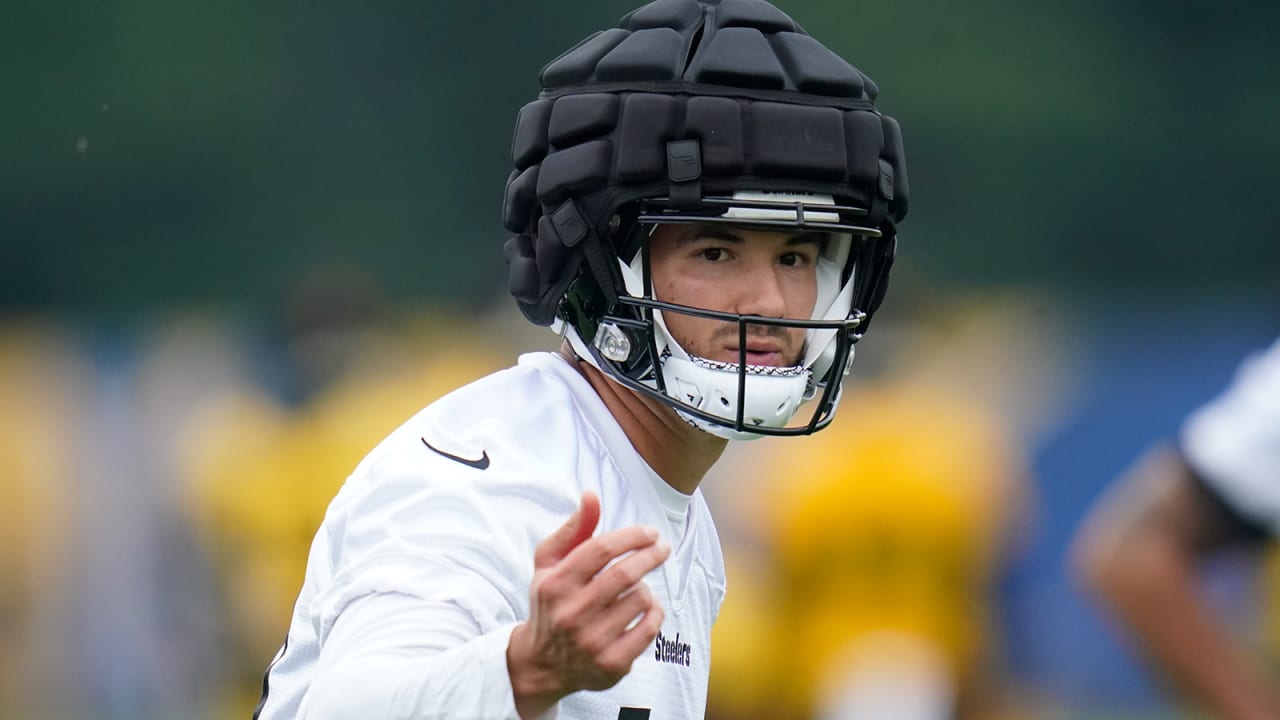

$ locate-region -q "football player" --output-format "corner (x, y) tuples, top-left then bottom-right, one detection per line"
(1073, 336), (1280, 720)
(252, 1), (909, 718)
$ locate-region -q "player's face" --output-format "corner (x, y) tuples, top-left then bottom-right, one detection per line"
(647, 223), (820, 368)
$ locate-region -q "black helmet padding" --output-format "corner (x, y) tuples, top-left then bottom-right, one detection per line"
(503, 0), (909, 327)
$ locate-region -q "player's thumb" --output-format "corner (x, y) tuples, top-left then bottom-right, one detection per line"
(535, 491), (600, 569)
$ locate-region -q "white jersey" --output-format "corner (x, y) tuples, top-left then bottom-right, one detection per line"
(254, 352), (726, 720)
(1180, 336), (1280, 534)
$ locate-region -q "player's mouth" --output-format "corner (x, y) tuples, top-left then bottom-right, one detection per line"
(725, 342), (789, 367)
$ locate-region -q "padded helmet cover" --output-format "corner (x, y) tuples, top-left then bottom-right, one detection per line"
(503, 0), (909, 328)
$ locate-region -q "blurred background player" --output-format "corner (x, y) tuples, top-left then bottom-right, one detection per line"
(706, 292), (1050, 720)
(0, 320), (84, 719)
(1072, 336), (1280, 720)
(765, 381), (1024, 720)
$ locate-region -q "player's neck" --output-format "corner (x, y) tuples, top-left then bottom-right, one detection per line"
(561, 345), (727, 495)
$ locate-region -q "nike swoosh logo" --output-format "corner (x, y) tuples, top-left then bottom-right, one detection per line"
(421, 438), (490, 470)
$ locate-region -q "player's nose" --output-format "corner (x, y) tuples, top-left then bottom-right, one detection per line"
(733, 261), (788, 319)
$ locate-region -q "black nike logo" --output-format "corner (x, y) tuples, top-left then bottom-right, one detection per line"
(421, 438), (490, 470)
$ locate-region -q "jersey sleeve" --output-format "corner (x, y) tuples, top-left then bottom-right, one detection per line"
(296, 434), (578, 719)
(299, 592), (533, 720)
(1179, 337), (1280, 536)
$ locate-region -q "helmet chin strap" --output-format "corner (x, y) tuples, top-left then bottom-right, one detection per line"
(661, 357), (817, 441)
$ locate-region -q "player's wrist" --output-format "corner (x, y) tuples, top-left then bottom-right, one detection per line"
(506, 623), (566, 720)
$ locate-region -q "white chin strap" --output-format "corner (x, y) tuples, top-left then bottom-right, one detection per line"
(659, 353), (814, 441)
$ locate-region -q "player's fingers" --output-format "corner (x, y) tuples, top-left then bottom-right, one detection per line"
(583, 538), (670, 604)
(597, 593), (665, 674)
(595, 582), (657, 640)
(569, 584), (658, 682)
(534, 491), (601, 569)
(560, 524), (661, 582)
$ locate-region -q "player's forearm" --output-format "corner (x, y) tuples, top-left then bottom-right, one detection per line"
(1089, 533), (1280, 720)
(300, 627), (525, 720)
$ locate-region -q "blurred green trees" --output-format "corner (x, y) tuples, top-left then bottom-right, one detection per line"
(4, 1), (1278, 317)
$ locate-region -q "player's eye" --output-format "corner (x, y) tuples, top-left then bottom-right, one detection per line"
(779, 251), (812, 267)
(698, 247), (726, 262)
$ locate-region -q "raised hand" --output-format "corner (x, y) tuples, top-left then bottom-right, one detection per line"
(507, 491), (670, 719)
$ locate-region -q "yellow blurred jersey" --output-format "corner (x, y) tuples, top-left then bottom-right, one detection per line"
(0, 322), (81, 716)
(711, 380), (1024, 718)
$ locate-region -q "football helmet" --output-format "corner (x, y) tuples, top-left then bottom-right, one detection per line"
(503, 0), (908, 439)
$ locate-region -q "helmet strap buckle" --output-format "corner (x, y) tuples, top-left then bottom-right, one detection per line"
(666, 139), (703, 210)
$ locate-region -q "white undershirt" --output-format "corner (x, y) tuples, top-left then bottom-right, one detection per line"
(645, 461), (693, 540)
